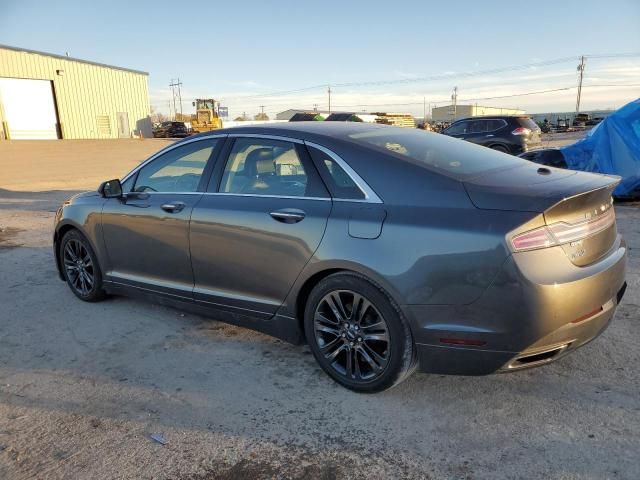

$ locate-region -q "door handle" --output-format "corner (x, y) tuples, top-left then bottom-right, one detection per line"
(485, 134), (495, 137)
(270, 209), (306, 224)
(161, 202), (185, 213)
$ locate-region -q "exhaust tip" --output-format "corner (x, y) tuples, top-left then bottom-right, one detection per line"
(507, 343), (571, 370)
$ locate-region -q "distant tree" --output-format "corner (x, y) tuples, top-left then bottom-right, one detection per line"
(234, 113), (250, 121)
(254, 112), (270, 121)
(149, 106), (167, 124)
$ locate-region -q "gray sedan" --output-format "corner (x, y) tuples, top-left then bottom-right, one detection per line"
(54, 122), (627, 392)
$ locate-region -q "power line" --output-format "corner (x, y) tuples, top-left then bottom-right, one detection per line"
(217, 53), (640, 102)
(330, 84), (639, 109)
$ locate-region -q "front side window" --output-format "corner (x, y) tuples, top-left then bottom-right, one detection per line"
(308, 146), (365, 200)
(220, 138), (321, 197)
(133, 139), (219, 193)
(445, 121), (469, 135)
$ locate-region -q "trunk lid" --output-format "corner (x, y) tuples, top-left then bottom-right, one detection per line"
(463, 163), (618, 212)
(464, 163), (620, 266)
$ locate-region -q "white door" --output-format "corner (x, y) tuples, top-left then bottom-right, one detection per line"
(0, 78), (59, 140)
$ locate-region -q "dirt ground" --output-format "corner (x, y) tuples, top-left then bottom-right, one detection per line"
(0, 139), (639, 480)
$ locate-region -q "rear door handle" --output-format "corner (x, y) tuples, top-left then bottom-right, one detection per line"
(270, 209), (306, 224)
(161, 202), (185, 213)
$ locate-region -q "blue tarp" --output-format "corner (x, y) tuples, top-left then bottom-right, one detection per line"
(560, 98), (640, 197)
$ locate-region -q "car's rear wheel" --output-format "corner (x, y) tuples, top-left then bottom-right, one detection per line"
(304, 273), (416, 393)
(490, 144), (509, 153)
(60, 229), (106, 302)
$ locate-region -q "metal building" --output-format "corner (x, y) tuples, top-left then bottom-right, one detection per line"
(431, 104), (525, 122)
(0, 44), (152, 140)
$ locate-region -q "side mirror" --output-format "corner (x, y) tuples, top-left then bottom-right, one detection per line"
(98, 179), (123, 198)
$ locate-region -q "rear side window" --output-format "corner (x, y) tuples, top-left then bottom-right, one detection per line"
(308, 146), (365, 200)
(469, 120), (488, 133)
(487, 119), (507, 131)
(219, 138), (327, 198)
(517, 117), (540, 130)
(348, 127), (525, 178)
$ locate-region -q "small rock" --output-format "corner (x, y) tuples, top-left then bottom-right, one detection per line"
(150, 433), (167, 445)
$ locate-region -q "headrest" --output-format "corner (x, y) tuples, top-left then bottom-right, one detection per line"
(244, 148), (274, 176)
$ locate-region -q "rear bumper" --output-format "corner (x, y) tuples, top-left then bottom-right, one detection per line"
(405, 236), (627, 375)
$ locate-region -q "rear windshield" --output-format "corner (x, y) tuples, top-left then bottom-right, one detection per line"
(348, 128), (525, 178)
(517, 117), (539, 130)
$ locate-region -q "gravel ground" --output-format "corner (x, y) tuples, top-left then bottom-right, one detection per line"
(0, 139), (638, 479)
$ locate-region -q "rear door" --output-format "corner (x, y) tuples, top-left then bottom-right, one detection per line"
(101, 137), (223, 297)
(189, 135), (332, 317)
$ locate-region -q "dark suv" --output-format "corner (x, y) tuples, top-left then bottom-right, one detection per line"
(441, 116), (541, 155)
(153, 121), (189, 138)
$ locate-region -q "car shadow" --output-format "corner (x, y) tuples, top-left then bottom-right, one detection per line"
(1, 245), (639, 479)
(0, 188), (85, 212)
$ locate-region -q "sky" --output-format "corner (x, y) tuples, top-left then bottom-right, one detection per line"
(1, 0), (639, 118)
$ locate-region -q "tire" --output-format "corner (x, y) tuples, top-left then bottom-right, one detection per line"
(304, 272), (416, 393)
(59, 229), (107, 302)
(490, 144), (509, 153)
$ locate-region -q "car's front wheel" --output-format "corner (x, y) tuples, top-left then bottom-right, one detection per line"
(304, 272), (416, 393)
(60, 229), (106, 302)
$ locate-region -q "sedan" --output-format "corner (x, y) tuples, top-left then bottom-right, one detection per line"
(54, 123), (627, 392)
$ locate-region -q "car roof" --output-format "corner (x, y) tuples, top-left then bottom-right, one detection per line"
(185, 121), (394, 142)
(450, 115), (527, 123)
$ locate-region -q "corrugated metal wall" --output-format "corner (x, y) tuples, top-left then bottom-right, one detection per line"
(0, 46), (152, 139)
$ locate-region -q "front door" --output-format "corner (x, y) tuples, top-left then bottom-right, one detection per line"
(117, 112), (130, 138)
(101, 137), (222, 298)
(189, 136), (332, 317)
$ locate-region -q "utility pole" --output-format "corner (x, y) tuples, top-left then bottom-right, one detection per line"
(575, 56), (586, 114)
(328, 85), (332, 113)
(169, 78), (183, 119)
(423, 97), (426, 123)
(452, 86), (458, 120)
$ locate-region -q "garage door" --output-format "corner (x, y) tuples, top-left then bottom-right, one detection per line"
(0, 78), (59, 140)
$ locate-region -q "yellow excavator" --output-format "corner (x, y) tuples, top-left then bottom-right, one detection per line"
(191, 98), (223, 133)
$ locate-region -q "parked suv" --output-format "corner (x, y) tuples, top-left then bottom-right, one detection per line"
(441, 116), (541, 155)
(153, 121), (189, 138)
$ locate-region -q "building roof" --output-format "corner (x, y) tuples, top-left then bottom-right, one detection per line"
(0, 44), (149, 76)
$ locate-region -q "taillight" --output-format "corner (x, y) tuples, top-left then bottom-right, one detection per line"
(511, 127), (531, 136)
(510, 207), (615, 252)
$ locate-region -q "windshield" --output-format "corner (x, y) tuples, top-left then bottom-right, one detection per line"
(348, 128), (526, 178)
(196, 100), (215, 110)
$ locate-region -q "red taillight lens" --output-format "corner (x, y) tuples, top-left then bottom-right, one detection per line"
(511, 227), (555, 251)
(511, 207), (615, 252)
(547, 208), (615, 244)
(511, 127), (531, 135)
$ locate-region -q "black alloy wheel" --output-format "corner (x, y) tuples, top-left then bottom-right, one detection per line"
(314, 289), (391, 381)
(305, 273), (416, 393)
(60, 230), (106, 302)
